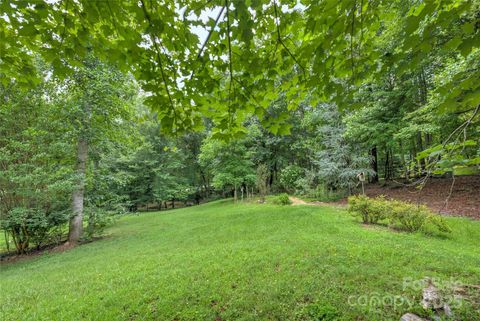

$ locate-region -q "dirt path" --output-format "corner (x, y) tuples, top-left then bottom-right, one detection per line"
(288, 196), (345, 207)
(288, 196), (309, 205)
(288, 196), (338, 207)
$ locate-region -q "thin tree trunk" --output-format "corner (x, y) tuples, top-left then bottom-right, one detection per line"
(69, 137), (88, 243)
(384, 148), (390, 181)
(399, 140), (408, 179)
(389, 148), (394, 179)
(370, 146), (378, 183)
(416, 131), (425, 174)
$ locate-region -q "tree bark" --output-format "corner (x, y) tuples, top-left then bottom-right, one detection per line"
(370, 146), (378, 183)
(69, 137), (88, 243)
(399, 140), (408, 179)
(384, 148), (390, 181)
(416, 131), (425, 174)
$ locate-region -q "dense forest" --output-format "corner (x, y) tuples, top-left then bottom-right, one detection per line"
(1, 1), (479, 252)
(1, 1), (480, 320)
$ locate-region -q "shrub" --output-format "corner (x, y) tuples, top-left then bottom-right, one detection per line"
(348, 195), (387, 224)
(390, 201), (428, 232)
(348, 195), (370, 223)
(348, 195), (451, 234)
(426, 214), (452, 233)
(313, 185), (345, 202)
(85, 208), (117, 240)
(272, 193), (292, 205)
(279, 165), (304, 193)
(389, 201), (451, 233)
(1, 207), (68, 253)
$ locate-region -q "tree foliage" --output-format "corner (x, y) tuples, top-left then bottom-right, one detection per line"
(1, 0), (479, 252)
(1, 0), (478, 135)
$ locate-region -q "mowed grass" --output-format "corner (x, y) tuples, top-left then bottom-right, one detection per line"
(1, 200), (479, 320)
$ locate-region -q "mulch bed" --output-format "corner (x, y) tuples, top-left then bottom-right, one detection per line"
(356, 175), (480, 220)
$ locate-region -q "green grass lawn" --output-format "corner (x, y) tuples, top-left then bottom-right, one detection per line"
(1, 200), (479, 320)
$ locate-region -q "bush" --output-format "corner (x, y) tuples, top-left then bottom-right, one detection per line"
(272, 193), (292, 205)
(1, 207), (68, 253)
(347, 195), (387, 224)
(426, 214), (452, 233)
(310, 185), (345, 202)
(390, 201), (428, 232)
(279, 165), (304, 193)
(348, 195), (451, 234)
(85, 208), (117, 240)
(84, 193), (127, 240)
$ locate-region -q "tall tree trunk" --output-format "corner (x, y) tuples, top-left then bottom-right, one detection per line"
(425, 133), (432, 147)
(399, 140), (408, 179)
(86, 158), (99, 237)
(370, 146), (378, 183)
(416, 131), (425, 174)
(389, 148), (394, 179)
(69, 137), (88, 243)
(384, 148), (390, 181)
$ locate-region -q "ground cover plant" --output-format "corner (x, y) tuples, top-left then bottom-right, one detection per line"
(1, 201), (479, 320)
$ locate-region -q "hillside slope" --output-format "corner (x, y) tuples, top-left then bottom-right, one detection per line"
(1, 201), (479, 320)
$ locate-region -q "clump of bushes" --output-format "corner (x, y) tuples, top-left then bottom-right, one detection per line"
(1, 207), (69, 254)
(347, 195), (387, 224)
(272, 193), (292, 205)
(348, 195), (451, 234)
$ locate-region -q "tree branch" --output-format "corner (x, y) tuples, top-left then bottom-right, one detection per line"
(59, 0), (69, 47)
(197, 6), (225, 60)
(139, 0), (176, 118)
(189, 5), (226, 81)
(106, 0), (119, 37)
(350, 1), (356, 84)
(225, 0), (234, 124)
(273, 0), (306, 78)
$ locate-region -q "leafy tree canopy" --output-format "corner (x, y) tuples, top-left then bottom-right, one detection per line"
(2, 0), (478, 137)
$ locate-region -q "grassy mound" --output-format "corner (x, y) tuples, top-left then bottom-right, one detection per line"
(1, 200), (479, 320)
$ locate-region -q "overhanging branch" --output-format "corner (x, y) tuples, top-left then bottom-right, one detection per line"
(140, 0), (176, 118)
(273, 0), (306, 78)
